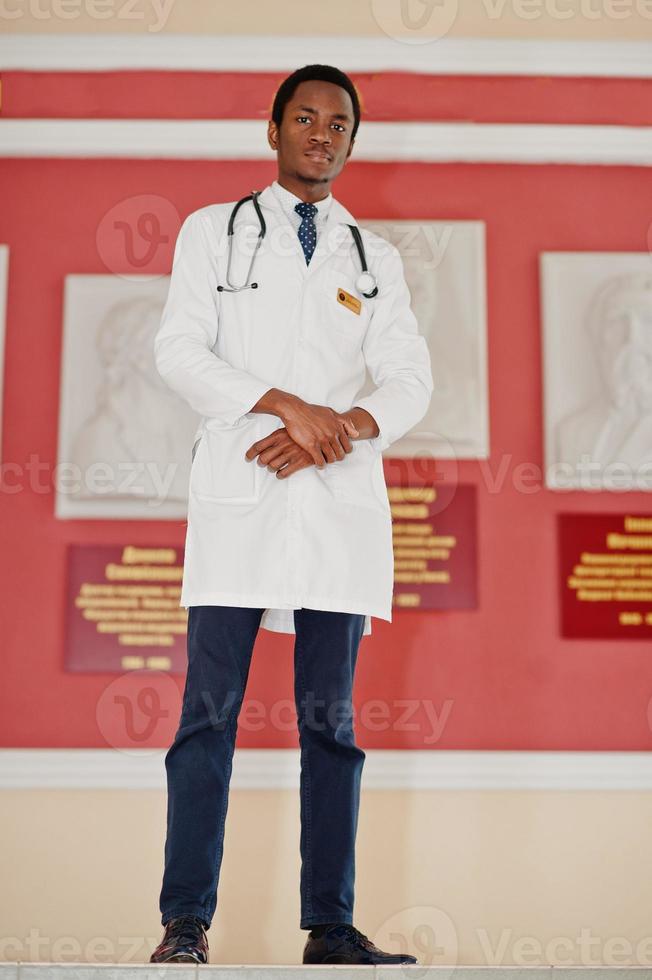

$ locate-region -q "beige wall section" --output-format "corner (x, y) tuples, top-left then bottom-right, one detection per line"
(3, 0), (652, 38)
(2, 788), (652, 967)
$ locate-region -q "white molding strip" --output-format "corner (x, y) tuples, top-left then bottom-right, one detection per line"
(2, 119), (652, 165)
(1, 748), (652, 790)
(2, 35), (652, 78)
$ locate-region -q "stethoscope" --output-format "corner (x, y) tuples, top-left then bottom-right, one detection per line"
(216, 190), (379, 299)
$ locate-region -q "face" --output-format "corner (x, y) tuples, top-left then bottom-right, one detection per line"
(268, 79), (356, 197)
(597, 288), (652, 408)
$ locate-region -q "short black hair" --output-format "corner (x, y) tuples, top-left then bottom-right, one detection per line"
(271, 64), (361, 142)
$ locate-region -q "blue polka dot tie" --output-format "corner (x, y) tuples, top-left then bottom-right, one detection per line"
(295, 201), (318, 264)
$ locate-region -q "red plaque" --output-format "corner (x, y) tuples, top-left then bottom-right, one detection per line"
(559, 513), (652, 639)
(388, 482), (477, 610)
(65, 544), (188, 673)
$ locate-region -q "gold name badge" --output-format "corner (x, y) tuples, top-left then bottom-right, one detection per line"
(336, 287), (362, 316)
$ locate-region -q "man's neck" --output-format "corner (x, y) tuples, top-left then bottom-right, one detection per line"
(276, 174), (331, 204)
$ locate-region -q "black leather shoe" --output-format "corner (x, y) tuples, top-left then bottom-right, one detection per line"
(150, 913), (209, 964)
(303, 923), (417, 965)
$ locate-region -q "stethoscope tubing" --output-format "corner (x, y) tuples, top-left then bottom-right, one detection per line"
(218, 191), (266, 292)
(216, 191), (379, 298)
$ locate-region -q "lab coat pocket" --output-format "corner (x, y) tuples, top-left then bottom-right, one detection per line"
(324, 271), (371, 352)
(326, 439), (390, 515)
(189, 416), (262, 505)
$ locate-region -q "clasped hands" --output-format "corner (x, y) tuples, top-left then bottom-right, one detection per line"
(244, 393), (361, 481)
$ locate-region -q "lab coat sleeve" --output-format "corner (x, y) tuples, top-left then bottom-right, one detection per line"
(353, 242), (434, 453)
(153, 208), (272, 426)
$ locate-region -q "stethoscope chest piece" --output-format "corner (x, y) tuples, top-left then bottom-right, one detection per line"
(356, 271), (378, 299)
(347, 223), (378, 298)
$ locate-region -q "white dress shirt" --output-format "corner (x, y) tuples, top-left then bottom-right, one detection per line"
(270, 179), (332, 243)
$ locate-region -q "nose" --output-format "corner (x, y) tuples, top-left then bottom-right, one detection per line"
(309, 123), (331, 145)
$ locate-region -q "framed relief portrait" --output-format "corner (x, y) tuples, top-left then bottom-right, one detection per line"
(541, 253), (652, 491)
(56, 275), (200, 520)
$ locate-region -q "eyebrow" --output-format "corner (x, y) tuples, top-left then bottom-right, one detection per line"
(295, 104), (352, 122)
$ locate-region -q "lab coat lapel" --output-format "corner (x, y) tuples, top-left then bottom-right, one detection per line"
(226, 185), (306, 283)
(255, 185), (307, 275)
(306, 198), (358, 278)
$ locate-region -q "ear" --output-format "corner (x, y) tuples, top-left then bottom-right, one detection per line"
(267, 120), (279, 152)
(345, 136), (355, 160)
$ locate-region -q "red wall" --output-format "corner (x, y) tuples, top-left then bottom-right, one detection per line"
(1, 70), (652, 751)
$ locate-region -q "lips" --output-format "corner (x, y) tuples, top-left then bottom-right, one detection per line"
(304, 150), (332, 162)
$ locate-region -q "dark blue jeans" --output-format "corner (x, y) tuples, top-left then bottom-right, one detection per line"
(159, 604), (367, 931)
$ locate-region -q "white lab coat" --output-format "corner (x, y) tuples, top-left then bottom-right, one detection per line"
(154, 184), (433, 636)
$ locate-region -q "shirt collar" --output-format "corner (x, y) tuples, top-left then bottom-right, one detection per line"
(271, 179), (333, 221)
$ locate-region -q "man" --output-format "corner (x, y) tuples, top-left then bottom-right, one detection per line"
(150, 64), (433, 965)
